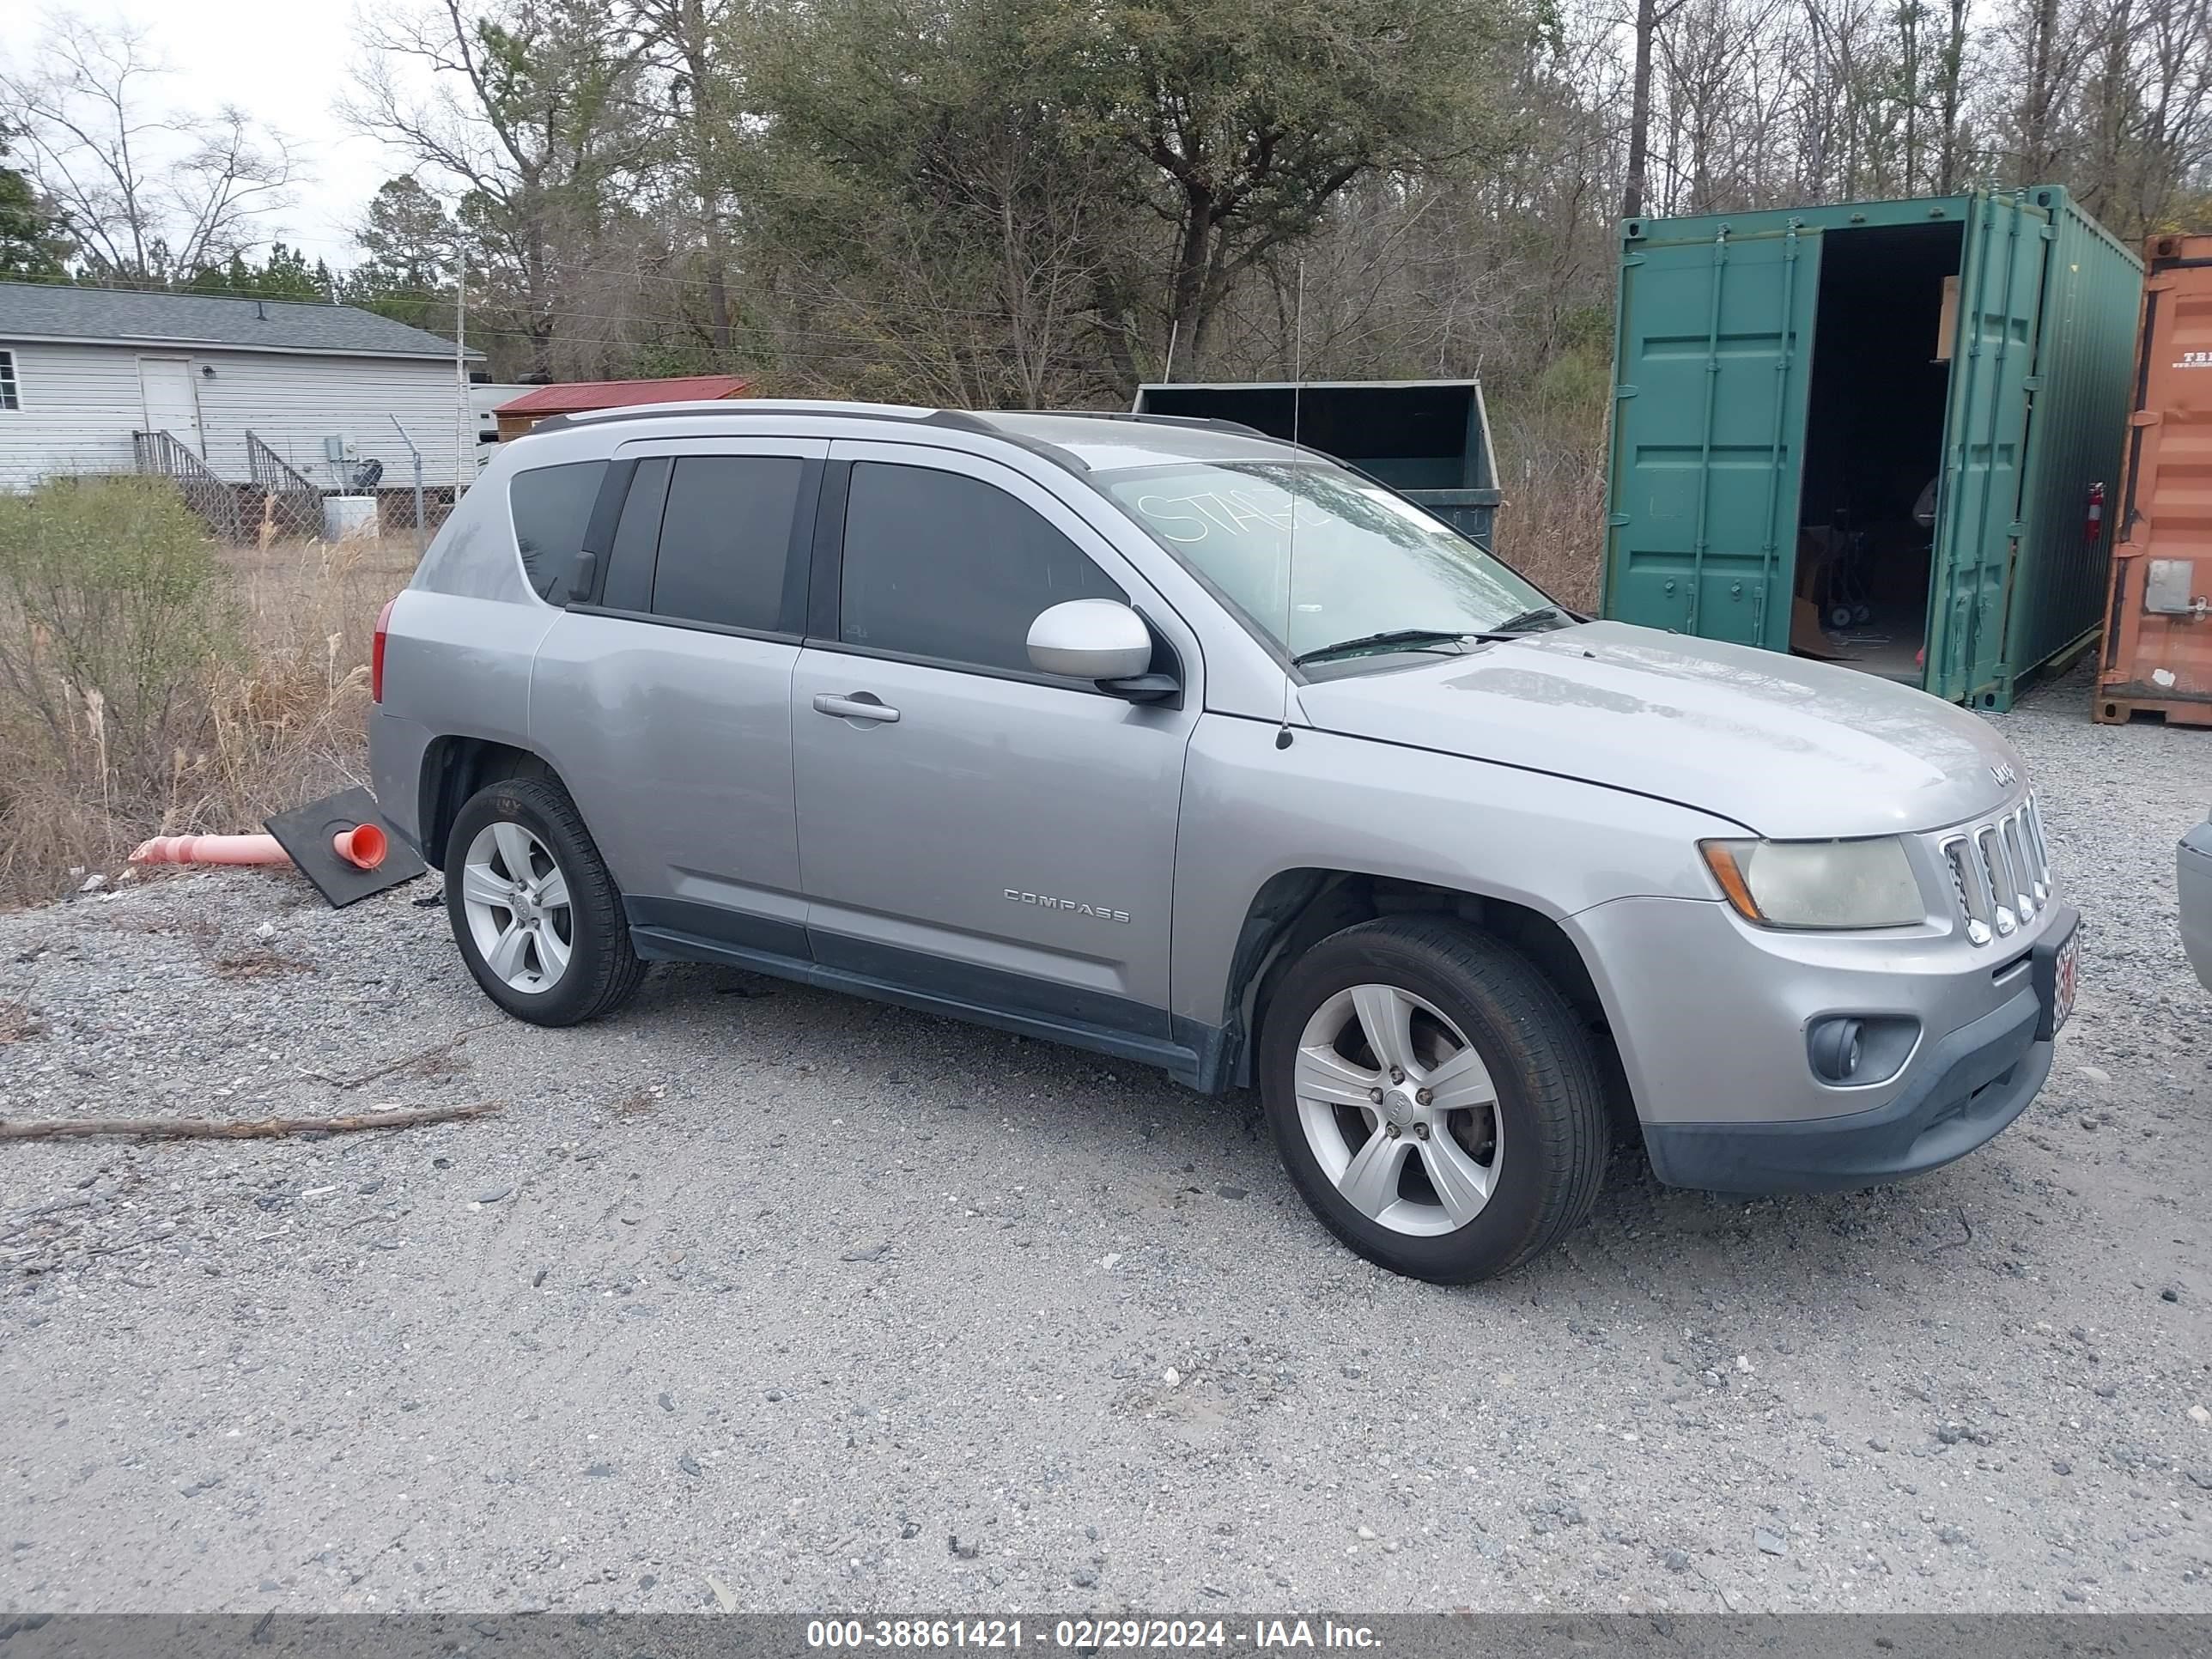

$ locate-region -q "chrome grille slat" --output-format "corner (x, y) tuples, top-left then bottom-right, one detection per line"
(2022, 796), (2052, 894)
(1977, 829), (2017, 935)
(2002, 816), (2034, 916)
(1939, 792), (2052, 945)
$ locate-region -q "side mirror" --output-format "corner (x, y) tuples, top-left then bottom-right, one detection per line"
(1027, 599), (1154, 681)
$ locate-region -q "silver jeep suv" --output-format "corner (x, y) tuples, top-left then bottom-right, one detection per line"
(370, 400), (2078, 1282)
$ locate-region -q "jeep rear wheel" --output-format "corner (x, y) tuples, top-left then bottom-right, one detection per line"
(445, 777), (645, 1027)
(1259, 917), (1607, 1283)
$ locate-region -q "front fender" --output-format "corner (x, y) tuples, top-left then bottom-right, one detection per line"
(1169, 715), (1741, 1030)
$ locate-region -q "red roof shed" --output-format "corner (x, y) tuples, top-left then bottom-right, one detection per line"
(494, 375), (750, 438)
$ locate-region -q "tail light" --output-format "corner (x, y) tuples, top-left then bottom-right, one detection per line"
(372, 597), (397, 703)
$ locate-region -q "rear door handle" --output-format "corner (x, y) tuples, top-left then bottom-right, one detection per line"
(812, 691), (900, 724)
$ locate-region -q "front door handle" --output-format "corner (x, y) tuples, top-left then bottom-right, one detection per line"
(812, 691), (900, 724)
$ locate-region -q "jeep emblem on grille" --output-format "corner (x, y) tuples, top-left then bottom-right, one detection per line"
(1990, 762), (2017, 787)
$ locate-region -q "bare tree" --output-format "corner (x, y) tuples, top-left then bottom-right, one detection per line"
(0, 13), (295, 285)
(627, 0), (741, 356)
(347, 0), (659, 377)
(1622, 0), (1699, 219)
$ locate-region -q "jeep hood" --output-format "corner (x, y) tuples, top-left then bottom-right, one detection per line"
(1294, 622), (2022, 839)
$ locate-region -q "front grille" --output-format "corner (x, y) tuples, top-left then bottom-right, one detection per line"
(1939, 794), (2051, 946)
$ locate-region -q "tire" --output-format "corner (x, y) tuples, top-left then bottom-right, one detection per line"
(1257, 917), (1607, 1283)
(444, 776), (645, 1027)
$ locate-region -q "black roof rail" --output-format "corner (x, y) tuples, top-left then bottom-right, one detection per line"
(515, 399), (1276, 473)
(917, 408), (1093, 473)
(524, 400), (951, 438)
(990, 409), (1273, 441)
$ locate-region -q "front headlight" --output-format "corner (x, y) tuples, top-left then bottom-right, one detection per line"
(1699, 836), (1924, 929)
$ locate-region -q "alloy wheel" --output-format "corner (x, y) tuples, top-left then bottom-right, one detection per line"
(459, 821), (574, 994)
(1291, 982), (1503, 1237)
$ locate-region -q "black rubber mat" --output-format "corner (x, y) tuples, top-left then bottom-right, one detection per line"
(264, 786), (427, 908)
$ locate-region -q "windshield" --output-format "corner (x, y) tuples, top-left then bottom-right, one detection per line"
(1098, 459), (1554, 665)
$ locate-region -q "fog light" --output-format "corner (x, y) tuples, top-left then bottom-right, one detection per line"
(1808, 1017), (1864, 1082)
(1807, 1014), (1921, 1086)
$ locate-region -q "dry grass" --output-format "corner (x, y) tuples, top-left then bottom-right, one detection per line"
(1493, 455), (1606, 614)
(1488, 354), (1611, 615)
(0, 482), (412, 909)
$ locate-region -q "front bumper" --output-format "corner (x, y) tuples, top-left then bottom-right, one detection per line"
(1566, 890), (2073, 1194)
(2182, 820), (2212, 991)
(1642, 992), (2051, 1192)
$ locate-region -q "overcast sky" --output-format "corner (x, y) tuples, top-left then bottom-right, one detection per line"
(47, 0), (397, 269)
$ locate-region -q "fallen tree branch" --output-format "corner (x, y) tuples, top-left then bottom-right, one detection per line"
(0, 1102), (501, 1142)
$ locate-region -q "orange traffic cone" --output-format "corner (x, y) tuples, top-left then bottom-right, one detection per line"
(332, 823), (387, 871)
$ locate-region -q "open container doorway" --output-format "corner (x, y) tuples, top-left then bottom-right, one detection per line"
(1601, 188), (2140, 710)
(1793, 221), (1963, 684)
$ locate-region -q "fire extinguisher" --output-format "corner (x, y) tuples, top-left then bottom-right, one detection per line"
(2086, 480), (2106, 544)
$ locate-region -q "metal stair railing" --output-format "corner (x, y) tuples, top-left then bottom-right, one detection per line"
(133, 429), (244, 543)
(246, 430), (324, 538)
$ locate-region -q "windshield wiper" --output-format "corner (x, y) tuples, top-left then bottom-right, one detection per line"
(1490, 604), (1577, 634)
(1291, 629), (1474, 666)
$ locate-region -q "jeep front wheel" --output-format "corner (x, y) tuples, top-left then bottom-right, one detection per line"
(1259, 917), (1607, 1283)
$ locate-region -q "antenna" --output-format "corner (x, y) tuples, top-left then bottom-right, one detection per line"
(1276, 259), (1304, 749)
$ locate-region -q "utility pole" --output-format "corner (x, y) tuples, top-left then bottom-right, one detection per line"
(453, 241), (471, 501)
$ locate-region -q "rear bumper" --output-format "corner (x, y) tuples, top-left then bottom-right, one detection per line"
(1641, 989), (2051, 1192)
(2182, 821), (2212, 991)
(368, 708), (434, 862)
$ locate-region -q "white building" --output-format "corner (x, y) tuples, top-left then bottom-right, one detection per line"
(0, 281), (485, 496)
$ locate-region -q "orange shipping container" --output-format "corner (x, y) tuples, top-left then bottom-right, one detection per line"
(2097, 234), (2212, 726)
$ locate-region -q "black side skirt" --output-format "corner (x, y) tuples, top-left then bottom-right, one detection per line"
(624, 898), (1232, 1092)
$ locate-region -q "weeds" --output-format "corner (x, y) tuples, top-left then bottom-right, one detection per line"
(1491, 345), (1611, 614)
(0, 477), (410, 908)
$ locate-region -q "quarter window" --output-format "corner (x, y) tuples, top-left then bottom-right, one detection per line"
(507, 459), (607, 604)
(838, 462), (1123, 675)
(599, 457), (670, 614)
(0, 349), (20, 410)
(649, 455), (805, 632)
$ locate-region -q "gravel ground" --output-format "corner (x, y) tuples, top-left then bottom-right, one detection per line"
(1, 661), (2207, 1616)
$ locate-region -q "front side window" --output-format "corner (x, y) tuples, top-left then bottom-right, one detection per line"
(0, 349), (18, 410)
(1099, 459), (1553, 667)
(839, 462), (1123, 675)
(508, 459), (607, 603)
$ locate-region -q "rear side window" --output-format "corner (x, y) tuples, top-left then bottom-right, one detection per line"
(649, 456), (805, 631)
(838, 463), (1122, 674)
(508, 460), (606, 603)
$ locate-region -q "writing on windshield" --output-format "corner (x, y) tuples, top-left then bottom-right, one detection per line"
(1128, 484), (1326, 544)
(1100, 459), (1549, 665)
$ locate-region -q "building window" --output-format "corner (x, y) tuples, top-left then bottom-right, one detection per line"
(0, 350), (18, 410)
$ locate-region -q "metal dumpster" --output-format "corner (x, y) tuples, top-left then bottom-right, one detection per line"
(1132, 380), (1502, 545)
(2095, 233), (2212, 726)
(1601, 187), (2142, 708)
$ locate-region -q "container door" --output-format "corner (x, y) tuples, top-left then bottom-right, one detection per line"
(1604, 220), (1821, 647)
(1927, 192), (2047, 704)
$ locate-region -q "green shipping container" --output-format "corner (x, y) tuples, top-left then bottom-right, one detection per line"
(1601, 187), (2142, 708)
